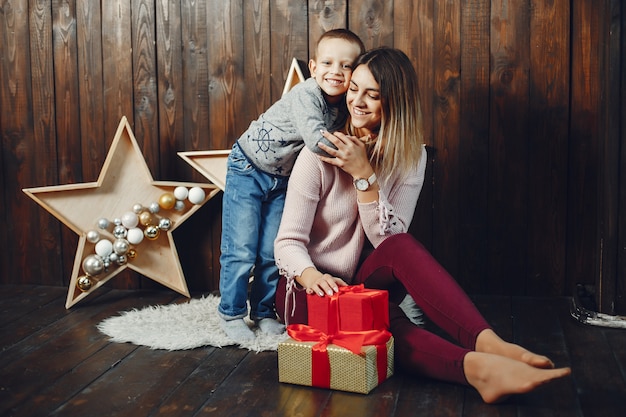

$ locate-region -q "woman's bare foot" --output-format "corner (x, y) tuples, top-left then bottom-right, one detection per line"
(464, 351), (571, 404)
(475, 329), (555, 369)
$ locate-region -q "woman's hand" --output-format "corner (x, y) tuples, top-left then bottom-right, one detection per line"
(317, 130), (374, 180)
(298, 267), (348, 297)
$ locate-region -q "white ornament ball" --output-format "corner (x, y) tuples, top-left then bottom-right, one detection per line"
(174, 200), (185, 211)
(174, 186), (189, 200)
(95, 239), (113, 257)
(188, 187), (205, 205)
(127, 227), (144, 245)
(121, 211), (139, 229)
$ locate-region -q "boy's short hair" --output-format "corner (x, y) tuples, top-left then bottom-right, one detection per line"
(315, 29), (366, 57)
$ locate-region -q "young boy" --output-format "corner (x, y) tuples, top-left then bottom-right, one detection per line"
(218, 29), (365, 342)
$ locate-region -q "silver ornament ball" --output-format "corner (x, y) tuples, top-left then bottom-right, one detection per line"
(113, 238), (130, 255)
(158, 217), (172, 231)
(86, 230), (101, 244)
(97, 218), (110, 229)
(149, 202), (160, 213)
(116, 254), (128, 265)
(82, 254), (105, 276)
(113, 225), (128, 239)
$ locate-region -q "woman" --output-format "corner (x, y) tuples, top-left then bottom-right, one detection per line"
(274, 47), (570, 404)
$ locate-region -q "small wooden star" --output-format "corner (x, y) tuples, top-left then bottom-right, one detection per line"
(23, 117), (220, 308)
(177, 149), (230, 191)
(282, 57), (307, 96)
(178, 58), (307, 188)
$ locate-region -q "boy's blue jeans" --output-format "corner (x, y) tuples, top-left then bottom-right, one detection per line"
(218, 142), (289, 320)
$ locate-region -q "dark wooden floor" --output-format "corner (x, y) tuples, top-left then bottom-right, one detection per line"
(1, 284), (625, 417)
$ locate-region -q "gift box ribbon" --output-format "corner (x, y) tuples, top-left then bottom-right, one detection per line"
(287, 324), (391, 389)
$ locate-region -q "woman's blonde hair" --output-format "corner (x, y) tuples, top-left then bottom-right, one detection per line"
(348, 47), (424, 181)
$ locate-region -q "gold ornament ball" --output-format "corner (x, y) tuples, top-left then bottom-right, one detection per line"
(139, 211), (153, 226)
(158, 193), (176, 210)
(144, 225), (160, 240)
(128, 249), (137, 259)
(77, 275), (94, 292)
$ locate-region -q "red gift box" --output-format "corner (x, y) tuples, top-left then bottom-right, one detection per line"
(307, 284), (389, 334)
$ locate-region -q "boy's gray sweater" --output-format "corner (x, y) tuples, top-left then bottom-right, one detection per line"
(236, 77), (348, 177)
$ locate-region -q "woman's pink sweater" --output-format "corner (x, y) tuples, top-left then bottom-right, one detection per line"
(274, 145), (427, 284)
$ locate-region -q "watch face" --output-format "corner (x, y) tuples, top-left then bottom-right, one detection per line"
(355, 178), (368, 191)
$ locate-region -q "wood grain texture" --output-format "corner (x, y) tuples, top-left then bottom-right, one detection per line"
(395, 0), (435, 251)
(458, 0), (490, 293)
(181, 0), (210, 153)
(596, 0), (623, 314)
(28, 0), (64, 286)
(349, 0), (393, 50)
(488, 0), (530, 295)
(527, 0), (569, 296)
(432, 0), (461, 281)
(567, 0), (602, 297)
(102, 0), (134, 137)
(76, 0), (106, 182)
(618, 0), (626, 315)
(242, 0), (271, 136)
(155, 0), (184, 181)
(271, 0), (309, 101)
(207, 0), (245, 150)
(52, 0), (88, 288)
(131, 0), (159, 174)
(1, 0), (40, 287)
(308, 0), (347, 55)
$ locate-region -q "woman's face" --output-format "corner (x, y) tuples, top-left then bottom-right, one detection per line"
(346, 64), (382, 133)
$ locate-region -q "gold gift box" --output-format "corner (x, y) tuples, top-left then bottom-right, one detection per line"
(278, 336), (394, 394)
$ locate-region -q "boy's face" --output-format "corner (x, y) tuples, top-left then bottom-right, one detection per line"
(309, 38), (362, 103)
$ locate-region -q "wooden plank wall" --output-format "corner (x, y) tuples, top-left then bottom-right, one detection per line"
(1, 1), (623, 304)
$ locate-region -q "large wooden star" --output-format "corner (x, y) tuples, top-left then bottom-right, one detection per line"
(23, 117), (220, 308)
(178, 58), (307, 188)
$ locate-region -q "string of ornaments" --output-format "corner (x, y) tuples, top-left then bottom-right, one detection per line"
(76, 186), (206, 292)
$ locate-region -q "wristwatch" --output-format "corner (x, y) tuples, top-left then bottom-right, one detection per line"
(353, 173), (377, 191)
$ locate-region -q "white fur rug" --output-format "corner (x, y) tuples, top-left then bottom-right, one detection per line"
(97, 295), (288, 352)
(98, 294), (422, 352)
